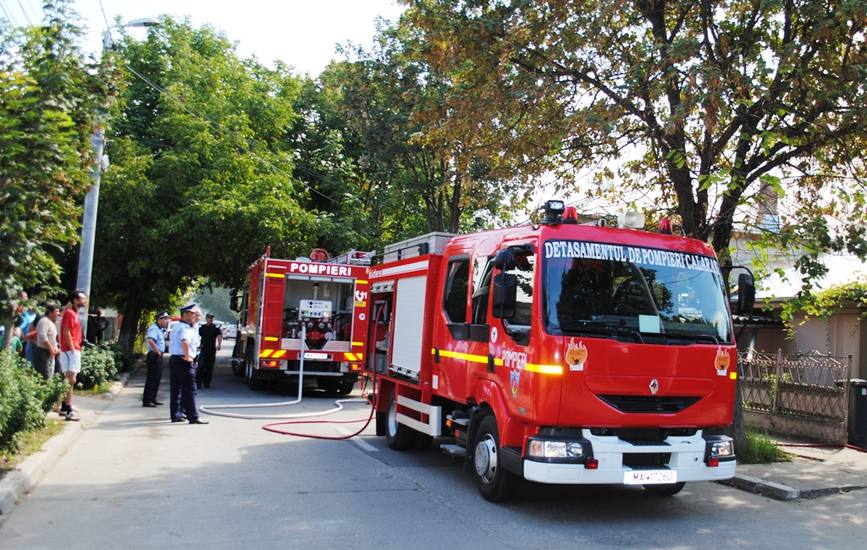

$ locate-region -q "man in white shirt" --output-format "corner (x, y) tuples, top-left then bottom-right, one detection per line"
(168, 304), (208, 424)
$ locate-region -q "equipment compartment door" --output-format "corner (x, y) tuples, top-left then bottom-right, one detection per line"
(391, 275), (427, 377)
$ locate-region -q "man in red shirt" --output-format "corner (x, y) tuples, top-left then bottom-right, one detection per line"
(59, 290), (88, 421)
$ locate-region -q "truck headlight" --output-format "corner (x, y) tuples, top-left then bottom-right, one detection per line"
(566, 442), (584, 458)
(710, 440), (733, 458)
(527, 438), (586, 460)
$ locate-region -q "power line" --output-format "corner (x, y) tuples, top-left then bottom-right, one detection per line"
(0, 0), (20, 26)
(96, 0), (110, 30)
(14, 0), (31, 25)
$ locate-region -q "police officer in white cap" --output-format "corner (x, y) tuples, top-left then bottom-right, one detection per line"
(142, 310), (170, 407)
(168, 304), (208, 424)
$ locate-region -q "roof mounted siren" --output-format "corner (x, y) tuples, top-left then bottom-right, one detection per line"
(616, 210), (646, 230)
(541, 200), (566, 225)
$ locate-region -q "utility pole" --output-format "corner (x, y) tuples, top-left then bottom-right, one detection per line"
(74, 18), (158, 335)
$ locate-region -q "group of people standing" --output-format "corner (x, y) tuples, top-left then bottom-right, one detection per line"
(141, 304), (222, 425)
(11, 290), (88, 421)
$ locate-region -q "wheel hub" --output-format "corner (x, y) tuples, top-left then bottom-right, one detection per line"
(474, 435), (497, 483)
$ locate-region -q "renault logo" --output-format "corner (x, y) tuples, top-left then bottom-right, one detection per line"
(649, 378), (659, 395)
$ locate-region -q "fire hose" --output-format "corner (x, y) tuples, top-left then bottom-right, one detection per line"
(198, 324), (377, 440)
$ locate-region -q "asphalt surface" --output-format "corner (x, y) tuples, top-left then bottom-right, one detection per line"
(1, 348), (865, 549)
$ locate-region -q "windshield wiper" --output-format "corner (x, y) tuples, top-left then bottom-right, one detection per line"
(566, 321), (644, 344)
(661, 331), (720, 345)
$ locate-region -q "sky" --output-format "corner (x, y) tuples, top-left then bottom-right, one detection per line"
(5, 0), (406, 75)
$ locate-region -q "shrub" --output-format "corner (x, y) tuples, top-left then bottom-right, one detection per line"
(738, 428), (792, 464)
(0, 350), (67, 453)
(77, 345), (119, 389)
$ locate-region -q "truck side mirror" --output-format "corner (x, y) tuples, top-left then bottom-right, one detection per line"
(736, 273), (755, 315)
(492, 273), (517, 319)
(229, 290), (241, 312)
(493, 249), (513, 271)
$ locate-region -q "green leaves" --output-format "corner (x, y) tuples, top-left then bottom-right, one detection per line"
(0, 2), (98, 315)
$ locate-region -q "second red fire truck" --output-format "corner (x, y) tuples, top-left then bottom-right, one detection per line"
(362, 201), (753, 501)
(235, 248), (372, 394)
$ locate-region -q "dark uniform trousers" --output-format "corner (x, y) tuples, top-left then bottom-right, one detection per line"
(143, 351), (163, 404)
(169, 355), (199, 422)
(196, 348), (216, 388)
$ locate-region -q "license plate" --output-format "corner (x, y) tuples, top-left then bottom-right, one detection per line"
(623, 469), (677, 485)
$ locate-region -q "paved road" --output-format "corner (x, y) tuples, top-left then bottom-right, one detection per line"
(1, 349), (865, 549)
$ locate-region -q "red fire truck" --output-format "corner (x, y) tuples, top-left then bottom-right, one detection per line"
(363, 201), (754, 501)
(235, 248), (371, 394)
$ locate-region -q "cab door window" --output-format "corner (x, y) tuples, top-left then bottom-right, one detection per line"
(503, 247), (534, 345)
(443, 257), (470, 323)
(443, 257), (470, 340)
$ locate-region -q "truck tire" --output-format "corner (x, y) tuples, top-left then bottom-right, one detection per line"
(473, 414), (518, 502)
(318, 378), (339, 395)
(336, 378), (354, 396)
(643, 482), (685, 496)
(245, 352), (266, 391)
(385, 393), (416, 451)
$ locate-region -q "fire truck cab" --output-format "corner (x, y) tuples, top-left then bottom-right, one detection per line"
(364, 201), (753, 501)
(236, 249), (370, 394)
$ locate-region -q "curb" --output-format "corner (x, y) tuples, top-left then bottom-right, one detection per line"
(719, 474), (800, 501)
(0, 364), (139, 523)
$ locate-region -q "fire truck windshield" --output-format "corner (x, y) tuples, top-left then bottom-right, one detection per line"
(543, 240), (733, 344)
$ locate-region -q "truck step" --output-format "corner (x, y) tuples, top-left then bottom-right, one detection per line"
(440, 443), (466, 458)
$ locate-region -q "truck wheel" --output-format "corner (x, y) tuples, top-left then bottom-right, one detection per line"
(643, 482), (685, 496)
(245, 355), (265, 391)
(385, 393), (416, 451)
(336, 379), (355, 396)
(473, 414), (518, 502)
(318, 378), (339, 395)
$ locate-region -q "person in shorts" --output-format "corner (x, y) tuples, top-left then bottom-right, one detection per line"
(59, 290), (87, 421)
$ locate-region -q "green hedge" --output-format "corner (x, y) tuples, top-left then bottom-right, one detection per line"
(0, 350), (68, 453)
(77, 342), (120, 389)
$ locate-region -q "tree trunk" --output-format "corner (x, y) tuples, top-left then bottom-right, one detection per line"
(118, 293), (143, 358)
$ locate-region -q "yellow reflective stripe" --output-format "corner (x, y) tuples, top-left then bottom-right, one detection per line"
(525, 363), (563, 375)
(265, 273), (284, 278)
(259, 349), (273, 358)
(263, 336), (279, 342)
(431, 348), (503, 367)
(272, 350), (286, 359)
(355, 280), (368, 285)
(352, 341), (364, 347)
(345, 352), (358, 361)
(355, 352), (363, 360)
(432, 348), (560, 375)
(729, 371), (738, 380)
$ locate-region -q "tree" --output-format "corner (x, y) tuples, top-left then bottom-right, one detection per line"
(321, 22), (538, 238)
(403, 0), (866, 448)
(0, 1), (102, 341)
(94, 18), (316, 352)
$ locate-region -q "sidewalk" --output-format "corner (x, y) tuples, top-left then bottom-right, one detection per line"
(0, 368), (137, 524)
(721, 438), (867, 501)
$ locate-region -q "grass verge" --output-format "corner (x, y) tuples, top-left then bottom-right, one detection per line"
(738, 428), (792, 464)
(0, 419), (65, 479)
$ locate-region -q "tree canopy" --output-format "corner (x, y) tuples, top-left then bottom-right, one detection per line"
(94, 18), (317, 347)
(402, 0), (866, 269)
(0, 0), (102, 333)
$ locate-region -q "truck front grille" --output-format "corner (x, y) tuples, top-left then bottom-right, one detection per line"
(598, 395), (700, 413)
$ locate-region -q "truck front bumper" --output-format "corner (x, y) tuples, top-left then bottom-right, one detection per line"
(521, 430), (736, 485)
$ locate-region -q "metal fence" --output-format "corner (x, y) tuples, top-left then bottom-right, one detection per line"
(739, 350), (850, 422)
